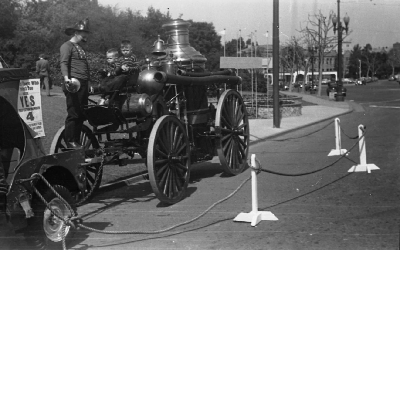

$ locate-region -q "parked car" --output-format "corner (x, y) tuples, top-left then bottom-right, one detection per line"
(321, 79), (330, 85)
(305, 82), (317, 92)
(326, 81), (347, 97)
(388, 75), (396, 81)
(343, 78), (355, 84)
(278, 80), (289, 90)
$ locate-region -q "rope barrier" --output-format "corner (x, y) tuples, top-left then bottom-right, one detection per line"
(76, 175), (251, 235)
(266, 120), (334, 142)
(253, 132), (363, 177)
(340, 125), (359, 140)
(27, 118), (368, 249)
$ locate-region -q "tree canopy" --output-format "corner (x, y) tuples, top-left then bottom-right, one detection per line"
(0, 0), (223, 78)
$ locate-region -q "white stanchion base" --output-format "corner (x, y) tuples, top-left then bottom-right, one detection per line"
(234, 210), (278, 226)
(348, 164), (379, 173)
(328, 149), (347, 156)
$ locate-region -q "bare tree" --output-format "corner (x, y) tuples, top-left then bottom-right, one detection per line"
(361, 44), (373, 78)
(280, 36), (305, 92)
(296, 29), (316, 94)
(298, 10), (340, 96)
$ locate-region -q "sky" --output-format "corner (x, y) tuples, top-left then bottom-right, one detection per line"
(99, 0), (400, 50)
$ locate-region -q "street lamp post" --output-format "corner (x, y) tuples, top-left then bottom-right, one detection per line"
(239, 29), (242, 57)
(332, 0), (350, 102)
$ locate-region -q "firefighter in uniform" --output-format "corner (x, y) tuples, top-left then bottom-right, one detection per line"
(60, 18), (91, 148)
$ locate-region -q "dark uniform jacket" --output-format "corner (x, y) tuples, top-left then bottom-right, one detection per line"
(36, 58), (50, 77)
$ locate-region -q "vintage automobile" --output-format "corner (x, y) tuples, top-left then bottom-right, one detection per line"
(50, 18), (250, 205)
(326, 81), (347, 97)
(0, 67), (87, 249)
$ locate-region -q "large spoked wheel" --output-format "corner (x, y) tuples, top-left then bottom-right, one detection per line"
(50, 125), (103, 199)
(147, 115), (191, 204)
(23, 185), (76, 250)
(215, 89), (250, 175)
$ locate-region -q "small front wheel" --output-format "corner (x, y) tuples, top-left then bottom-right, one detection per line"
(50, 125), (103, 201)
(24, 185), (76, 250)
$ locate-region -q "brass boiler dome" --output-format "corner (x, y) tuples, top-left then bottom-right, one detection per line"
(161, 19), (207, 70)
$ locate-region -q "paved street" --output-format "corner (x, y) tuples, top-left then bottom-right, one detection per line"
(1, 80), (399, 250)
(64, 80), (400, 250)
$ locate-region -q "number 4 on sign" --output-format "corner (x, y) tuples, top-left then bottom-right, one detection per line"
(26, 112), (34, 121)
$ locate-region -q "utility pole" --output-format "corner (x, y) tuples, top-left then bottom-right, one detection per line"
(332, 0), (350, 101)
(250, 32), (254, 110)
(223, 28), (226, 57)
(239, 29), (242, 57)
(273, 0), (280, 128)
(266, 31), (269, 115)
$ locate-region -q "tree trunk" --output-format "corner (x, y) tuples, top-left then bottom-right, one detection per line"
(317, 58), (323, 96)
(301, 70), (307, 94)
(289, 65), (294, 91)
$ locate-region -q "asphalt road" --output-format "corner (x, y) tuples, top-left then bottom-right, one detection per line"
(1, 80), (398, 250)
(62, 79), (400, 250)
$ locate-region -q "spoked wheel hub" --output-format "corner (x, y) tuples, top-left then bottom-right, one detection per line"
(49, 125), (103, 202)
(215, 89), (250, 175)
(43, 197), (71, 243)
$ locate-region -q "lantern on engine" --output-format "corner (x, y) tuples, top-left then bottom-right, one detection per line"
(152, 35), (167, 57)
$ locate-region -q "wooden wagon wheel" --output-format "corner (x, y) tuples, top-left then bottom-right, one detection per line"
(49, 125), (103, 199)
(147, 115), (191, 204)
(215, 89), (250, 175)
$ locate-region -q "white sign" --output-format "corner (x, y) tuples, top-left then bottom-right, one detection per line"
(17, 78), (45, 138)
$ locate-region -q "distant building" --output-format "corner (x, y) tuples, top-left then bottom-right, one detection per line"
(393, 42), (400, 53)
(233, 40), (356, 82)
(372, 46), (389, 53)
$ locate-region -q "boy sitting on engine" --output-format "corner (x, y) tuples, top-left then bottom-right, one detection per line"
(118, 40), (141, 84)
(97, 48), (127, 105)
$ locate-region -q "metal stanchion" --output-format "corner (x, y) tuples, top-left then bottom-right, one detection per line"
(234, 154), (278, 226)
(328, 118), (347, 156)
(348, 125), (379, 173)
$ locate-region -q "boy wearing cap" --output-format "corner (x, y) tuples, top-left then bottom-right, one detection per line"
(60, 18), (91, 149)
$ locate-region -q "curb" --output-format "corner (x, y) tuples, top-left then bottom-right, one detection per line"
(249, 106), (353, 146)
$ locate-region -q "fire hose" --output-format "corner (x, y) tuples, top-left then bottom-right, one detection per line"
(29, 129), (365, 249)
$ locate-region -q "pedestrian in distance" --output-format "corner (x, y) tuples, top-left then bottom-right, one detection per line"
(60, 18), (91, 149)
(36, 54), (51, 96)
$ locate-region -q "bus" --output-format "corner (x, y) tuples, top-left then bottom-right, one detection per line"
(264, 71), (338, 85)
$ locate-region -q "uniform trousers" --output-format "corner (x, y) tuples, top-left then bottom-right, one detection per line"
(63, 79), (89, 143)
